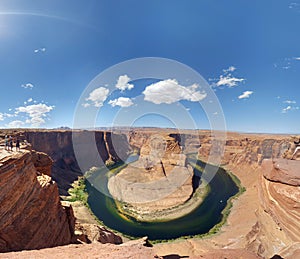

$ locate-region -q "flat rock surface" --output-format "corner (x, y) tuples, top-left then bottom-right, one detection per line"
(262, 158), (300, 186)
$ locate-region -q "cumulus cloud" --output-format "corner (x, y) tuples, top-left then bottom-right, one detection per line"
(212, 66), (245, 88)
(27, 98), (33, 103)
(16, 103), (54, 127)
(281, 99), (299, 113)
(216, 75), (245, 87)
(284, 100), (296, 104)
(0, 112), (14, 121)
(274, 57), (300, 69)
(82, 103), (91, 108)
(6, 120), (25, 128)
(34, 47), (46, 53)
(238, 91), (253, 99)
(85, 87), (109, 107)
(108, 97), (134, 107)
(115, 75), (134, 91)
(223, 66), (236, 73)
(282, 105), (292, 113)
(21, 83), (34, 89)
(282, 105), (299, 113)
(143, 79), (207, 104)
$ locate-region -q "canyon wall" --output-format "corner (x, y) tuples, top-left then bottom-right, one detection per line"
(246, 158), (300, 258)
(24, 130), (130, 195)
(0, 150), (76, 252)
(21, 129), (300, 257)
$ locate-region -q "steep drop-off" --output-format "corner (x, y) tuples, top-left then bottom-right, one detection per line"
(18, 129), (300, 258)
(108, 134), (196, 221)
(246, 158), (300, 258)
(0, 149), (76, 252)
(24, 130), (130, 195)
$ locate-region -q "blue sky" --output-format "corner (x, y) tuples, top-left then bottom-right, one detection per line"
(0, 0), (300, 133)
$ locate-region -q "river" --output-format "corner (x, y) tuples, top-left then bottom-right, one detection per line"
(85, 158), (239, 240)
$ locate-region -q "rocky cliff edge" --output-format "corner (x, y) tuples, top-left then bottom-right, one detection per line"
(0, 149), (76, 252)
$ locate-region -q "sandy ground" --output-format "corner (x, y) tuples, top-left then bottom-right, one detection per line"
(71, 201), (99, 225)
(153, 164), (259, 257)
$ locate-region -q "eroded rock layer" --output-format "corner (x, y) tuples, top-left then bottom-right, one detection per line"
(24, 130), (130, 195)
(246, 158), (300, 258)
(6, 129), (299, 258)
(0, 150), (76, 252)
(108, 134), (194, 217)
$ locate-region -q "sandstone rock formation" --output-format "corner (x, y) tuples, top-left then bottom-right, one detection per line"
(31, 150), (53, 176)
(108, 134), (194, 219)
(24, 130), (131, 195)
(75, 224), (122, 244)
(262, 158), (300, 186)
(246, 158), (300, 258)
(0, 149), (76, 252)
(1, 129), (298, 258)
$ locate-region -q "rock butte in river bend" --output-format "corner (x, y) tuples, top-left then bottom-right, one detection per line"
(0, 128), (299, 258)
(108, 134), (196, 218)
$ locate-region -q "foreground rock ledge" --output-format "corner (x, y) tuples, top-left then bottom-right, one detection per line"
(0, 149), (76, 252)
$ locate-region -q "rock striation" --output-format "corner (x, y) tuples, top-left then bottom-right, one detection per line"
(0, 149), (76, 252)
(246, 158), (300, 258)
(24, 130), (130, 195)
(2, 129), (298, 258)
(108, 134), (194, 219)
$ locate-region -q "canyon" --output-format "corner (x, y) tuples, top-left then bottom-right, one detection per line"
(0, 129), (299, 258)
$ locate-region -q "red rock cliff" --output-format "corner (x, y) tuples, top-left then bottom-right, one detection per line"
(0, 150), (76, 252)
(24, 130), (130, 195)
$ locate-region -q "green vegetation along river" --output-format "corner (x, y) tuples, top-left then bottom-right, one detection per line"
(85, 157), (240, 240)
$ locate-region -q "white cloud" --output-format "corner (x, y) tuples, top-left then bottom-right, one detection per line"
(16, 103), (54, 127)
(223, 66), (236, 73)
(25, 117), (45, 126)
(34, 47), (46, 53)
(27, 98), (33, 103)
(108, 97), (134, 107)
(282, 105), (292, 113)
(216, 75), (245, 87)
(143, 79), (207, 104)
(7, 120), (25, 128)
(293, 57), (300, 60)
(284, 100), (296, 104)
(238, 91), (253, 99)
(21, 83), (34, 89)
(115, 75), (134, 91)
(0, 112), (14, 121)
(4, 113), (14, 118)
(82, 103), (91, 108)
(213, 66), (245, 88)
(289, 2), (300, 10)
(85, 87), (109, 107)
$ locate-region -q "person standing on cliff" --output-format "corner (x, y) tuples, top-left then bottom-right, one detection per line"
(16, 138), (20, 152)
(9, 136), (13, 151)
(291, 138), (300, 160)
(5, 135), (9, 151)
